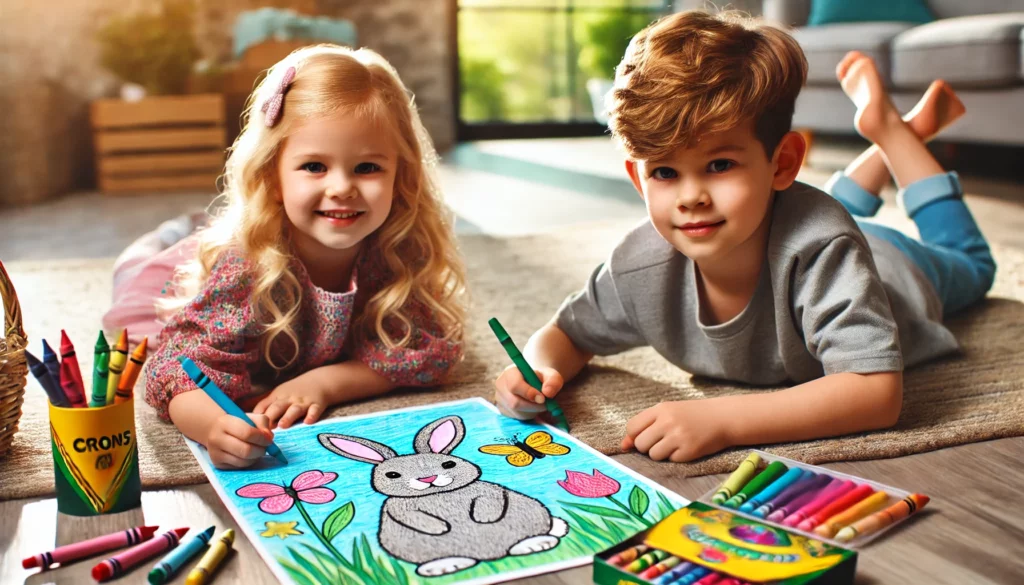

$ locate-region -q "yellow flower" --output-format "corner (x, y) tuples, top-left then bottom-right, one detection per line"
(261, 521), (303, 539)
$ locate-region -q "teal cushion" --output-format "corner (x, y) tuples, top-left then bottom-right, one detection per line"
(808, 0), (933, 26)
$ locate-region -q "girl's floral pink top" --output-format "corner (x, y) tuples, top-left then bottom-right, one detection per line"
(145, 247), (461, 420)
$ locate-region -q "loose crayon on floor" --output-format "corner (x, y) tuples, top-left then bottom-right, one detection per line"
(116, 336), (148, 404)
(185, 528), (234, 585)
(712, 453), (760, 504)
(149, 525), (215, 585)
(106, 329), (129, 406)
(740, 467), (807, 513)
(815, 490), (890, 538)
(766, 475), (835, 522)
(607, 543), (648, 566)
(783, 479), (856, 527)
(723, 460), (786, 508)
(488, 317), (570, 432)
(655, 561), (695, 584)
(625, 548), (669, 573)
(92, 527), (188, 582)
(179, 357), (287, 464)
(58, 330), (87, 407)
(90, 330), (110, 407)
(798, 483), (874, 532)
(25, 350), (70, 407)
(639, 555), (681, 579)
(835, 493), (929, 543)
(22, 525), (158, 570)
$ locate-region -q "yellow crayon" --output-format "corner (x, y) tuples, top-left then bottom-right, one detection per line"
(625, 549), (668, 573)
(115, 336), (148, 404)
(105, 330), (129, 406)
(815, 491), (890, 539)
(712, 453), (761, 504)
(185, 528), (233, 585)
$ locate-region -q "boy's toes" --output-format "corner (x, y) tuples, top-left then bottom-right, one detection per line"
(836, 50), (865, 81)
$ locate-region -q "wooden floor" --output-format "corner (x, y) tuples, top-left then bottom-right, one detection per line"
(2, 438), (1022, 584)
(2, 137), (1023, 584)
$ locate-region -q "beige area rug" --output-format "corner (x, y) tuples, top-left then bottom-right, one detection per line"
(2, 219), (1023, 500)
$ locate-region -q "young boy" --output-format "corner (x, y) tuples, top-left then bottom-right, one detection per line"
(494, 11), (995, 462)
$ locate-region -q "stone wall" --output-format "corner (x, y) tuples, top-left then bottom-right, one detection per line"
(0, 0), (454, 206)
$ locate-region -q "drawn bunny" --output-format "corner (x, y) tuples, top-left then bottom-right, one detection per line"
(318, 415), (569, 577)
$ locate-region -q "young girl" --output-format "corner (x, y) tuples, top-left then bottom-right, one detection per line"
(107, 45), (466, 469)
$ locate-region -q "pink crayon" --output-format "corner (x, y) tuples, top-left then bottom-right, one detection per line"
(783, 480), (855, 527)
(798, 483), (875, 532)
(695, 573), (725, 585)
(91, 527), (188, 582)
(22, 525), (159, 570)
(767, 477), (840, 522)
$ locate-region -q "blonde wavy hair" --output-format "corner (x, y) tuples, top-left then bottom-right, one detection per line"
(164, 45), (466, 371)
(608, 10), (807, 161)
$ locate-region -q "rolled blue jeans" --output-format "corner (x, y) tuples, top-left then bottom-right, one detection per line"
(825, 171), (996, 316)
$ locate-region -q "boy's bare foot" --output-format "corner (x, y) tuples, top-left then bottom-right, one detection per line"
(904, 80), (966, 141)
(837, 53), (903, 144)
(837, 52), (965, 142)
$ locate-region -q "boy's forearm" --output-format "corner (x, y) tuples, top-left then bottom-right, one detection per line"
(523, 322), (594, 383)
(314, 360), (398, 404)
(168, 390), (224, 446)
(718, 371), (903, 447)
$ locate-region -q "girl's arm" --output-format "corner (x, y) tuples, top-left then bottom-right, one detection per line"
(624, 371), (902, 462)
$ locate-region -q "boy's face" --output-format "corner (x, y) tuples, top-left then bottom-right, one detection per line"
(626, 121), (803, 264)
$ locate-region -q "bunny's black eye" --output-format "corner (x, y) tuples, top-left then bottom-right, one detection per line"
(385, 471), (401, 478)
(441, 461), (456, 469)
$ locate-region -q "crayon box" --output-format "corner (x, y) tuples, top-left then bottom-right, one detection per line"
(592, 501), (857, 585)
(48, 397), (141, 515)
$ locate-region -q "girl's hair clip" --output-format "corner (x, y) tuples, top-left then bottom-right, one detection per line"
(261, 66), (297, 128)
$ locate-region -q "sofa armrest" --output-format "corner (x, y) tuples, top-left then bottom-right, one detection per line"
(763, 0), (810, 27)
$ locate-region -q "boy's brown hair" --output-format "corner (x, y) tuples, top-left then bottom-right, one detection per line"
(608, 10), (807, 161)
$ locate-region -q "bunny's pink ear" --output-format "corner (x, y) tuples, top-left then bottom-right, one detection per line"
(319, 433), (396, 464)
(413, 416), (465, 455)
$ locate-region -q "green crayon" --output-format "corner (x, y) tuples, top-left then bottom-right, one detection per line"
(724, 460), (788, 508)
(90, 331), (110, 408)
(625, 549), (668, 573)
(488, 317), (570, 432)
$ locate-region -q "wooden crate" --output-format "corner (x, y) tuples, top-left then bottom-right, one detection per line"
(91, 94), (226, 194)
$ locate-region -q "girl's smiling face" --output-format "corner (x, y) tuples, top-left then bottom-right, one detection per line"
(277, 112), (398, 266)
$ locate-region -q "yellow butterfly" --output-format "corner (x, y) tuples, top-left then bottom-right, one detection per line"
(478, 431), (571, 467)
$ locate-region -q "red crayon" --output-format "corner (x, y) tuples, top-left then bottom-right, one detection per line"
(22, 525), (158, 570)
(695, 573), (725, 585)
(784, 480), (856, 527)
(58, 330), (88, 407)
(798, 483), (875, 532)
(91, 527), (188, 582)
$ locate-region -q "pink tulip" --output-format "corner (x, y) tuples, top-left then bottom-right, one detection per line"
(237, 470), (338, 514)
(557, 469), (621, 498)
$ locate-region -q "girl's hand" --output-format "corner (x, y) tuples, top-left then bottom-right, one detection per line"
(622, 400), (730, 462)
(207, 413), (273, 469)
(253, 372), (333, 429)
(493, 364), (564, 420)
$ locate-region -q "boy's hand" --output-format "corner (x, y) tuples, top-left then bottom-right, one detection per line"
(494, 364), (564, 420)
(253, 371), (333, 429)
(207, 413), (272, 469)
(622, 400), (729, 462)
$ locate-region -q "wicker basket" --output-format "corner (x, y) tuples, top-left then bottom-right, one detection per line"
(0, 260), (28, 458)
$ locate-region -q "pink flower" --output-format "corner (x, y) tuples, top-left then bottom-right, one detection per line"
(557, 469), (620, 498)
(237, 470), (338, 514)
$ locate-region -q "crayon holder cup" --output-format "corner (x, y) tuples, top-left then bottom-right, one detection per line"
(48, 397), (141, 516)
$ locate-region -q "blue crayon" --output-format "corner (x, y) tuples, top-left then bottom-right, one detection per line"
(655, 562), (695, 584)
(755, 473), (830, 518)
(178, 356), (288, 464)
(25, 350), (70, 407)
(740, 468), (808, 513)
(667, 566), (710, 585)
(41, 340), (65, 396)
(148, 525), (215, 584)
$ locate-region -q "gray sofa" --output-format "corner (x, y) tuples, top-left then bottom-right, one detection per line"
(764, 0), (1024, 146)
